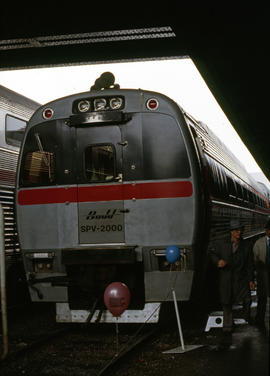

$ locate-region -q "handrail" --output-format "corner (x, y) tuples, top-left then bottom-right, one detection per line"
(0, 203), (8, 360)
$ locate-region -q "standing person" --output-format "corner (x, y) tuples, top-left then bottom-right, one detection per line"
(253, 218), (270, 327)
(210, 219), (255, 332)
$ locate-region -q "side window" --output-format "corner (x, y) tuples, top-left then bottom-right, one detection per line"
(205, 156), (228, 199)
(5, 115), (27, 147)
(227, 175), (237, 199)
(85, 145), (115, 182)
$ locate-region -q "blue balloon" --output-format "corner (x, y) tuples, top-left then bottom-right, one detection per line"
(166, 245), (181, 264)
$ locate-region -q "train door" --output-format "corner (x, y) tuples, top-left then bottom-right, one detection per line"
(76, 125), (125, 244)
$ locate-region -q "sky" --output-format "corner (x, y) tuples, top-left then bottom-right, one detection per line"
(0, 58), (268, 185)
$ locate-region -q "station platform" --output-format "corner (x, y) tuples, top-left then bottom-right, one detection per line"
(199, 298), (269, 376)
(159, 297), (269, 376)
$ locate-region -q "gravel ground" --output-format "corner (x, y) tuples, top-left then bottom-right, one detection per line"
(0, 302), (269, 376)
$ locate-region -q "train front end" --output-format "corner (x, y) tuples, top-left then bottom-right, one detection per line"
(16, 87), (199, 323)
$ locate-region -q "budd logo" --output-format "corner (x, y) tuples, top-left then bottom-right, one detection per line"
(86, 209), (117, 220)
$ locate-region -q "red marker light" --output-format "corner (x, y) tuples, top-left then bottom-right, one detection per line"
(146, 98), (159, 110)
(42, 108), (54, 119)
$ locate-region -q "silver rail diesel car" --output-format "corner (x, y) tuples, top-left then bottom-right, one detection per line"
(16, 75), (270, 323)
(0, 85), (39, 305)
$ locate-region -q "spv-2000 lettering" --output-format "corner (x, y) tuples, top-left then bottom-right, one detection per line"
(80, 224), (123, 232)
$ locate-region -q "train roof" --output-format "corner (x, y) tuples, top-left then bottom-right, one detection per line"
(0, 84), (40, 117)
(183, 112), (267, 194)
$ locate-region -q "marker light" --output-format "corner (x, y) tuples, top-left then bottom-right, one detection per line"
(94, 98), (107, 111)
(146, 98), (159, 110)
(78, 100), (90, 112)
(42, 108), (54, 119)
(110, 97), (123, 110)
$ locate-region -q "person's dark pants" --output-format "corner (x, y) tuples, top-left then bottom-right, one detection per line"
(223, 297), (251, 331)
(223, 304), (233, 332)
(255, 263), (270, 325)
(256, 281), (268, 324)
(242, 297), (251, 322)
(255, 270), (269, 325)
(256, 295), (267, 324)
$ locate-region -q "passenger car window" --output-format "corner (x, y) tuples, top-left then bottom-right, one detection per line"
(5, 114), (27, 147)
(85, 145), (115, 182)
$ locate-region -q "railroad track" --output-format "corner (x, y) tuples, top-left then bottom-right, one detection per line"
(0, 319), (158, 376)
(97, 327), (157, 376)
(0, 301), (203, 375)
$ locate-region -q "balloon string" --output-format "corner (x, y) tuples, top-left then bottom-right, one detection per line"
(115, 320), (119, 355)
(163, 263), (179, 301)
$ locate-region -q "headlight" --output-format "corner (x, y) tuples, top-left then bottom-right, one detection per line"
(110, 97), (123, 110)
(78, 100), (90, 112)
(94, 98), (107, 111)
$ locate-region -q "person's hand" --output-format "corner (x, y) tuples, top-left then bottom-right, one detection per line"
(217, 259), (227, 268)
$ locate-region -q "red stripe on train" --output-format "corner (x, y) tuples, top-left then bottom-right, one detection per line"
(18, 187), (77, 205)
(18, 181), (193, 205)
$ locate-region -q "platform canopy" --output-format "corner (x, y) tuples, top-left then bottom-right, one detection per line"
(0, 6), (268, 179)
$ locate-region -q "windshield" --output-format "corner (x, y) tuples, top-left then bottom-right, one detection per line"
(19, 124), (56, 187)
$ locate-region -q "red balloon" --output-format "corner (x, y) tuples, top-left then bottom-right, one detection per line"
(104, 282), (130, 317)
